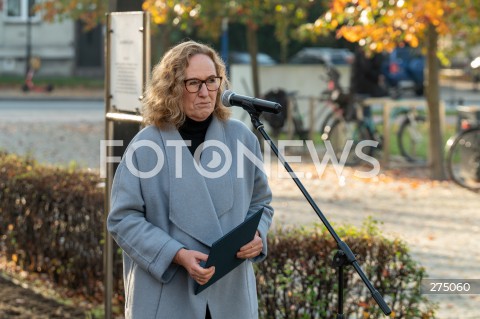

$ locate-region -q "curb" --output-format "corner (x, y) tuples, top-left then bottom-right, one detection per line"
(0, 88), (105, 102)
(0, 95), (104, 102)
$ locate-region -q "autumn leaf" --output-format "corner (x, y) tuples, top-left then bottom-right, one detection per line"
(302, 0), (479, 58)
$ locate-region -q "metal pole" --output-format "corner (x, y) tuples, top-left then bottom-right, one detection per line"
(103, 12), (150, 318)
(143, 12), (151, 98)
(103, 13), (113, 319)
(221, 18), (229, 67)
(309, 97), (315, 140)
(25, 10), (32, 77)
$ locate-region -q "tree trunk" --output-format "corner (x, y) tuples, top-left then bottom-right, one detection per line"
(246, 25), (260, 97)
(426, 23), (447, 180)
(150, 25), (171, 66)
(280, 37), (288, 64)
(245, 25), (264, 146)
(114, 0), (143, 11)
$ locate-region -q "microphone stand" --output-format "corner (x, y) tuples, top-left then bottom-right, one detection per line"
(243, 103), (391, 318)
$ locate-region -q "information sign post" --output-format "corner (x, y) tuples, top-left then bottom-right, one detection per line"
(104, 11), (150, 319)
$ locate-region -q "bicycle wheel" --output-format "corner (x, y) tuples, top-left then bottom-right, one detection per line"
(397, 115), (428, 163)
(319, 109), (335, 137)
(446, 127), (480, 191)
(323, 118), (374, 166)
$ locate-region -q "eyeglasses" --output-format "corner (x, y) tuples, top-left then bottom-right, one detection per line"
(184, 76), (222, 93)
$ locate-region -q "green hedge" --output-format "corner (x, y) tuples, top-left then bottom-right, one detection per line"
(0, 153), (436, 317)
(0, 152), (123, 301)
(256, 221), (436, 318)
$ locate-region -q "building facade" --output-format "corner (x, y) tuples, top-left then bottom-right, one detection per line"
(0, 0), (103, 77)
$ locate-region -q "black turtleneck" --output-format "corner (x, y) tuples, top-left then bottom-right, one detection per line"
(179, 115), (213, 156)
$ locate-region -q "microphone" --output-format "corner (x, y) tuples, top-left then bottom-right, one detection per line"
(221, 90), (282, 114)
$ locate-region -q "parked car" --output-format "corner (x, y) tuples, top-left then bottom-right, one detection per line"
(228, 51), (277, 65)
(381, 46), (425, 96)
(289, 47), (354, 65)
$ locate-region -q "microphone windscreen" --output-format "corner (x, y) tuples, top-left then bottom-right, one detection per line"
(221, 90), (234, 107)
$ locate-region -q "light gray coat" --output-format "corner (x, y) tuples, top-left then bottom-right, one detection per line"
(107, 117), (273, 319)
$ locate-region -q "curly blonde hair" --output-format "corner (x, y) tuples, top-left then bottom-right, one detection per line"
(142, 40), (231, 128)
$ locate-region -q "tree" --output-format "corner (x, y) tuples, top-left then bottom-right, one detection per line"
(35, 0), (107, 30)
(36, 0), (321, 97)
(142, 0), (319, 98)
(299, 0), (479, 180)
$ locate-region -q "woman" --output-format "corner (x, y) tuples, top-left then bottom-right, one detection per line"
(107, 40), (274, 319)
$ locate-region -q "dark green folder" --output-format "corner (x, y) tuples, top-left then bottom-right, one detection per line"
(194, 208), (264, 295)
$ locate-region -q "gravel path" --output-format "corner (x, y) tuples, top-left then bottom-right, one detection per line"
(1, 115), (479, 318)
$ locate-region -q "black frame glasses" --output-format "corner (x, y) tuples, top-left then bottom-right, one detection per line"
(184, 76), (222, 93)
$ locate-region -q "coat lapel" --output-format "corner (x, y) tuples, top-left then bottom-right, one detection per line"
(198, 117), (234, 218)
(159, 117), (233, 246)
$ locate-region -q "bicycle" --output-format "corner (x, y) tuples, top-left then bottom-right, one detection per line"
(445, 107), (480, 191)
(262, 89), (312, 141)
(262, 64), (348, 141)
(262, 89), (300, 139)
(316, 64), (351, 136)
(321, 92), (428, 166)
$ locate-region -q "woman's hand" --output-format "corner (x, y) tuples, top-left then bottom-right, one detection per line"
(173, 249), (215, 285)
(237, 231), (263, 259)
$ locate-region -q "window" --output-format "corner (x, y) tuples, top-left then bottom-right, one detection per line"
(5, 0), (40, 22)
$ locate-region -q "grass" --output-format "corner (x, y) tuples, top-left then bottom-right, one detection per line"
(0, 75), (104, 89)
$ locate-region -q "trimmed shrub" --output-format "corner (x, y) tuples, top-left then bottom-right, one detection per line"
(256, 220), (436, 318)
(0, 152), (123, 301)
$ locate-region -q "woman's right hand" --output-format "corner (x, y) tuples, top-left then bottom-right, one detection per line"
(173, 248), (215, 285)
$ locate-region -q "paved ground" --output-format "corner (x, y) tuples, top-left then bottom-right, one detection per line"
(1, 86), (479, 318)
